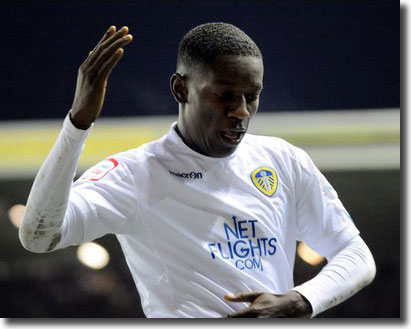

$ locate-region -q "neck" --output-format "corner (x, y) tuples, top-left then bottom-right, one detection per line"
(176, 112), (210, 156)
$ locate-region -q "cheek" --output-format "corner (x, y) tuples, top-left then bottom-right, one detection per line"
(202, 99), (224, 123)
(188, 103), (215, 132)
(248, 102), (259, 115)
(189, 90), (225, 126)
(205, 106), (216, 123)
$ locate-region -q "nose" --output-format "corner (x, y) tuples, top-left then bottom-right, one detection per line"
(227, 96), (250, 120)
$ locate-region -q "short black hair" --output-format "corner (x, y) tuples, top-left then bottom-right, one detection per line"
(177, 22), (262, 69)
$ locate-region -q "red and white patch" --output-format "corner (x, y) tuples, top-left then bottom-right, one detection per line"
(79, 158), (119, 181)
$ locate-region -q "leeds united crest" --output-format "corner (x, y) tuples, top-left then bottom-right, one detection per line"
(250, 167), (278, 197)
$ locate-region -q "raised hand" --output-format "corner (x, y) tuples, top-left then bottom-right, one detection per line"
(224, 291), (312, 318)
(70, 26), (133, 129)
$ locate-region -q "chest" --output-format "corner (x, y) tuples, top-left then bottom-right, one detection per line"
(137, 156), (296, 246)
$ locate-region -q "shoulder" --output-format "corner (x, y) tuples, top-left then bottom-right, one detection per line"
(77, 136), (167, 184)
(116, 133), (171, 169)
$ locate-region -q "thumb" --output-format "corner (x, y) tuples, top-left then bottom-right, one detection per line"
(224, 291), (264, 303)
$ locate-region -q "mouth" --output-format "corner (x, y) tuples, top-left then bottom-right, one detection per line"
(221, 130), (246, 145)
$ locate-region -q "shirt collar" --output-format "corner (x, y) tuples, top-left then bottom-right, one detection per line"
(165, 122), (240, 163)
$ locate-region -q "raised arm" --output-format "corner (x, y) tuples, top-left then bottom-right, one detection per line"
(70, 26), (132, 129)
(19, 26), (133, 252)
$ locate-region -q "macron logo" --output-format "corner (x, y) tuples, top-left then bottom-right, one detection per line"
(169, 170), (203, 179)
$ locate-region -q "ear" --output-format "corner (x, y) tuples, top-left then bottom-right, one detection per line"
(170, 73), (188, 104)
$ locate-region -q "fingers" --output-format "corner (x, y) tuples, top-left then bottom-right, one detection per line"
(224, 291), (264, 303)
(87, 26), (132, 68)
(99, 47), (124, 80)
(93, 25), (116, 52)
(227, 306), (258, 318)
(100, 26), (129, 48)
(225, 291), (265, 318)
(96, 25), (116, 46)
(93, 35), (132, 80)
(80, 26), (132, 83)
(84, 26), (116, 64)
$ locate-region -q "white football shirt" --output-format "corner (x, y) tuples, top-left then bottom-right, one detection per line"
(57, 122), (359, 318)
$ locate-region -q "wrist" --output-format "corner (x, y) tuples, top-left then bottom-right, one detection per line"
(290, 290), (312, 317)
(69, 111), (93, 130)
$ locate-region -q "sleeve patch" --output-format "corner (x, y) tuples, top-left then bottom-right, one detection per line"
(79, 158), (119, 181)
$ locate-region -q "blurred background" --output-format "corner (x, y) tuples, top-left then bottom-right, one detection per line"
(0, 0), (399, 318)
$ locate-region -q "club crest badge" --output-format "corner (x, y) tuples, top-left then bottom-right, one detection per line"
(250, 167), (278, 197)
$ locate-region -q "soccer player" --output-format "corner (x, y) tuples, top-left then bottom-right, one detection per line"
(19, 23), (376, 318)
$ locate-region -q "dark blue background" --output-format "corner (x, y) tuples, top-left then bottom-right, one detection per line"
(0, 0), (399, 120)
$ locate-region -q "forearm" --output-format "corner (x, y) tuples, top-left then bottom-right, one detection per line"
(293, 235), (376, 317)
(19, 112), (91, 253)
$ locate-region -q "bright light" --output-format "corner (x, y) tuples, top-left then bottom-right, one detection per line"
(8, 204), (26, 228)
(297, 242), (325, 266)
(77, 242), (110, 270)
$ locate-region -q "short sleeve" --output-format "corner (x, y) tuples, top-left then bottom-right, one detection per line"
(294, 148), (359, 259)
(57, 153), (138, 248)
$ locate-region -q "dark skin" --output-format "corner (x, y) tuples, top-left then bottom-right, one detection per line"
(171, 55), (263, 158)
(70, 26), (133, 129)
(224, 291), (312, 318)
(70, 27), (312, 318)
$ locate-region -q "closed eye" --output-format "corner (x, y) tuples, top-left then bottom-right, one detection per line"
(213, 93), (259, 103)
(213, 92), (234, 102)
(245, 95), (259, 103)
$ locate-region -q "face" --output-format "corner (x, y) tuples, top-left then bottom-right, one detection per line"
(172, 55), (264, 158)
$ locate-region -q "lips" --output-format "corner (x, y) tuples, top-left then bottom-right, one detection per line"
(221, 129), (246, 144)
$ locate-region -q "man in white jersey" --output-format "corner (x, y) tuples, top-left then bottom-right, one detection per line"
(19, 22), (376, 318)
